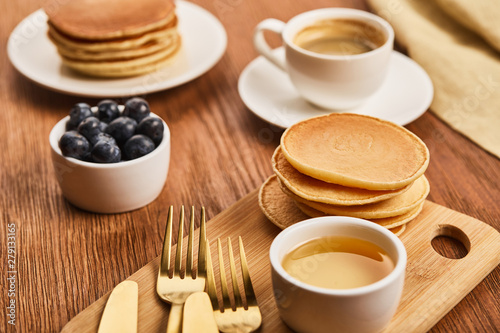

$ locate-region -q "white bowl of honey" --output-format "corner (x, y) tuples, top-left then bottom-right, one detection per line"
(269, 216), (407, 333)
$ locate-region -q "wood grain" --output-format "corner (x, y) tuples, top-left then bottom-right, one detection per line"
(60, 191), (500, 333)
(0, 0), (499, 332)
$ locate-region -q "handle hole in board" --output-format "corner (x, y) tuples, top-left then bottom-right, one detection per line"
(431, 224), (470, 259)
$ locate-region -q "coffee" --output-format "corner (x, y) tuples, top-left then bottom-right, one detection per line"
(282, 236), (394, 289)
(293, 19), (386, 56)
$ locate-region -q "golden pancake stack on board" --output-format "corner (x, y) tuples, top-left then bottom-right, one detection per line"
(44, 0), (180, 77)
(259, 113), (430, 236)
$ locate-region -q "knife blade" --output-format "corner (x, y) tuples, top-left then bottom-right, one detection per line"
(182, 292), (218, 333)
(98, 280), (138, 333)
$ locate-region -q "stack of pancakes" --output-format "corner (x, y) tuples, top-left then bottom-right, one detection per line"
(44, 0), (180, 77)
(259, 113), (430, 236)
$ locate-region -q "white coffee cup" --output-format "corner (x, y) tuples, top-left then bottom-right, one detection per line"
(254, 8), (394, 110)
(269, 216), (406, 333)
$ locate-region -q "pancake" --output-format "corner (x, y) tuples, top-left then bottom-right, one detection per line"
(278, 175), (430, 219)
(296, 200), (424, 229)
(44, 0), (180, 78)
(60, 37), (181, 77)
(280, 113), (430, 190)
(53, 38), (176, 61)
(272, 146), (410, 206)
(47, 16), (178, 52)
(44, 0), (176, 40)
(258, 175), (406, 236)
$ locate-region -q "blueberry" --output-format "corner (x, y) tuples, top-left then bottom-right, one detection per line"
(66, 103), (93, 130)
(82, 151), (93, 162)
(58, 131), (90, 160)
(123, 135), (155, 160)
(97, 99), (120, 123)
(77, 117), (102, 141)
(98, 121), (108, 133)
(91, 141), (121, 163)
(136, 116), (164, 146)
(105, 116), (137, 145)
(123, 97), (150, 123)
(88, 132), (117, 146)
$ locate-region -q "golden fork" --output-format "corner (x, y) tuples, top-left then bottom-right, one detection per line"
(157, 206), (207, 333)
(207, 237), (262, 333)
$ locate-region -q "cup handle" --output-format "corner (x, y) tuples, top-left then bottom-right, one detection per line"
(253, 19), (287, 71)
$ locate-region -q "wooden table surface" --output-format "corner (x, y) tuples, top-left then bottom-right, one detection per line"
(1, 0), (499, 332)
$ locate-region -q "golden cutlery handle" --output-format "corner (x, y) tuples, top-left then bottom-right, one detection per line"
(166, 303), (183, 333)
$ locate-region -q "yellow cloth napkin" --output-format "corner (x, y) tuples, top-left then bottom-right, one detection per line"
(367, 0), (500, 158)
(435, 0), (500, 53)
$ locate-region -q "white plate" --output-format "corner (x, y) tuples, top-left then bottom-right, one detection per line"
(7, 1), (227, 97)
(238, 49), (433, 127)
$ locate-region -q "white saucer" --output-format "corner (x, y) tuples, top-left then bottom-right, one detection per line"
(238, 49), (433, 127)
(7, 1), (227, 97)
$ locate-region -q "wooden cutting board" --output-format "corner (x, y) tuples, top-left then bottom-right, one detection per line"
(61, 188), (500, 333)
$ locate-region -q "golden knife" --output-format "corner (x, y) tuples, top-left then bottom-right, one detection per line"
(182, 292), (218, 333)
(98, 280), (138, 333)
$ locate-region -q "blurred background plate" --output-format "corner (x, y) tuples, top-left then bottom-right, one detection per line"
(238, 49), (433, 127)
(7, 0), (227, 97)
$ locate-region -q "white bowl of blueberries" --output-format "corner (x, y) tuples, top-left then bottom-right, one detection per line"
(49, 97), (170, 213)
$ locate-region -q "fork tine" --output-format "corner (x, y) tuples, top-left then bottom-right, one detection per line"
(198, 207), (207, 279)
(218, 238), (232, 310)
(174, 205), (184, 276)
(228, 237), (243, 308)
(159, 206), (174, 275)
(239, 237), (258, 307)
(186, 206), (195, 278)
(206, 239), (219, 310)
